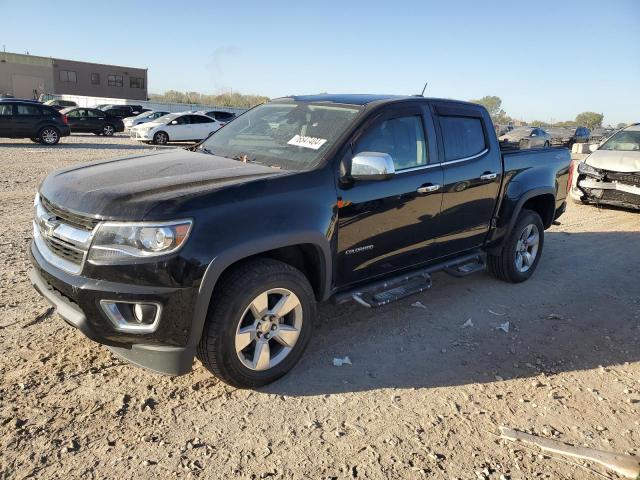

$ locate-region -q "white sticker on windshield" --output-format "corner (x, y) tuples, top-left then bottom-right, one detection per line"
(287, 134), (327, 150)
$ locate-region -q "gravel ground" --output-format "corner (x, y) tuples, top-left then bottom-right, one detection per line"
(1, 134), (638, 479)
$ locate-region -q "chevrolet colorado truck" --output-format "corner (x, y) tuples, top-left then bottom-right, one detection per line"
(29, 94), (571, 388)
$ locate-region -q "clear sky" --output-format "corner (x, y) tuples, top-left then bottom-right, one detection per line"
(2, 0), (638, 125)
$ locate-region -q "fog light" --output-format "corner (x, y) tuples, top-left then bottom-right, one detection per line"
(100, 300), (161, 333)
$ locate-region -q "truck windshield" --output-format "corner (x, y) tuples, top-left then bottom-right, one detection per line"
(599, 131), (640, 151)
(199, 101), (362, 170)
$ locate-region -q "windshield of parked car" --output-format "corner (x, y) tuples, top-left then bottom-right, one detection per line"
(199, 101), (362, 170)
(152, 113), (181, 124)
(599, 130), (640, 151)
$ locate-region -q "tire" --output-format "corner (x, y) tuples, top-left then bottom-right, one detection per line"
(487, 209), (544, 283)
(30, 137), (41, 143)
(197, 258), (315, 388)
(38, 126), (60, 145)
(152, 131), (168, 145)
(102, 124), (115, 136)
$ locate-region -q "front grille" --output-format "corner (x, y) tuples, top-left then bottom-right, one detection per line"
(606, 172), (640, 188)
(40, 196), (101, 231)
(42, 235), (85, 265)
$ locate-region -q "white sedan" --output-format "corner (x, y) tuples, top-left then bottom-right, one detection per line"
(570, 124), (640, 210)
(123, 110), (170, 129)
(130, 113), (224, 145)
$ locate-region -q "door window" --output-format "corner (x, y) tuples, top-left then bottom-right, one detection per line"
(355, 115), (427, 170)
(87, 109), (102, 117)
(0, 104), (13, 116)
(16, 105), (41, 116)
(438, 116), (486, 161)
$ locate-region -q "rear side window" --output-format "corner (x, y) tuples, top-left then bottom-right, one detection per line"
(0, 104), (13, 116)
(438, 116), (486, 161)
(16, 105), (41, 116)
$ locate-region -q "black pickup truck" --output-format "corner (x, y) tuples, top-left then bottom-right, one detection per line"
(29, 94), (570, 388)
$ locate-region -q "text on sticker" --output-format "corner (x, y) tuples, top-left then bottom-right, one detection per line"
(287, 134), (328, 150)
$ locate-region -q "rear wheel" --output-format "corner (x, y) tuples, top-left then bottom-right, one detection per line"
(488, 209), (544, 283)
(39, 127), (60, 145)
(102, 124), (115, 136)
(197, 259), (315, 388)
(153, 131), (168, 145)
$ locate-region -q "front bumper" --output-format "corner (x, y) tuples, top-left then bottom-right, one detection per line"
(576, 177), (640, 209)
(29, 241), (199, 375)
(130, 129), (154, 141)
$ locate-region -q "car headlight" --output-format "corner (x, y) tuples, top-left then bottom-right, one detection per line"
(88, 220), (193, 262)
(577, 162), (603, 179)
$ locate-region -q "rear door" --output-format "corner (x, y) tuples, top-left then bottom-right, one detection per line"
(86, 108), (105, 131)
(336, 103), (444, 286)
(430, 102), (502, 256)
(0, 103), (15, 137)
(194, 115), (220, 139)
(65, 108), (85, 131)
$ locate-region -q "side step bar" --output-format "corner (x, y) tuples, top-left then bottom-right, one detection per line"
(334, 251), (486, 308)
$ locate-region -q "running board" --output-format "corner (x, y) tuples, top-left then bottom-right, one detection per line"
(443, 255), (486, 277)
(352, 274), (432, 308)
(333, 251), (486, 308)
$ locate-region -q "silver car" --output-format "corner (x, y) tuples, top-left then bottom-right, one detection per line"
(499, 127), (551, 149)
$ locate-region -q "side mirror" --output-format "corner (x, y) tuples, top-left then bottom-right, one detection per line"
(589, 144), (598, 153)
(531, 133), (537, 137)
(349, 152), (395, 181)
(170, 120), (178, 125)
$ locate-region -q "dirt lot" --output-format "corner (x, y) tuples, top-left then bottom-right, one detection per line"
(0, 134), (638, 479)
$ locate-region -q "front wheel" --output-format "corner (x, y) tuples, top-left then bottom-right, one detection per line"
(152, 131), (168, 145)
(197, 259), (315, 388)
(488, 209), (544, 283)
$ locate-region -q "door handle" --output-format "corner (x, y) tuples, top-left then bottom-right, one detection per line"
(417, 184), (441, 194)
(480, 172), (498, 181)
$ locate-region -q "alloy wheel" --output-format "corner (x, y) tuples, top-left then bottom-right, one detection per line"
(235, 288), (303, 371)
(515, 224), (539, 273)
(103, 125), (114, 136)
(41, 129), (58, 144)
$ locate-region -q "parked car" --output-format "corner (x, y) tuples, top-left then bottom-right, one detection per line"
(199, 110), (236, 124)
(569, 124), (640, 210)
(44, 99), (77, 111)
(60, 107), (124, 136)
(590, 127), (616, 143)
(123, 110), (170, 129)
(548, 126), (590, 147)
(28, 94), (570, 388)
(101, 105), (147, 119)
(499, 126), (551, 149)
(129, 112), (224, 144)
(0, 100), (70, 145)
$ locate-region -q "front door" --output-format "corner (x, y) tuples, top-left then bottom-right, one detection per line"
(336, 105), (443, 286)
(430, 103), (502, 256)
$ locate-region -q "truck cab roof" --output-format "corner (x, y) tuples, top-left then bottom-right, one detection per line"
(276, 93), (477, 109)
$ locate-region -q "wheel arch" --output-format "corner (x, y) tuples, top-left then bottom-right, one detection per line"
(188, 233), (332, 349)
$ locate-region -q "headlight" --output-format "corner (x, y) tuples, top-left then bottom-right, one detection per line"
(577, 162), (603, 179)
(88, 220), (192, 262)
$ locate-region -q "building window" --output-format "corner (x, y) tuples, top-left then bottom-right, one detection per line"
(59, 70), (77, 83)
(91, 73), (100, 85)
(107, 74), (123, 87)
(130, 77), (145, 89)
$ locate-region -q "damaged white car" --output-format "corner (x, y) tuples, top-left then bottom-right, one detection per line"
(570, 124), (640, 210)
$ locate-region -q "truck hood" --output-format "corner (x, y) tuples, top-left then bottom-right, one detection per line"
(39, 149), (288, 219)
(586, 149), (640, 173)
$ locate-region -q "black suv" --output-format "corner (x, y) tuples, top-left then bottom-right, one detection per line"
(61, 107), (125, 136)
(0, 100), (70, 145)
(100, 105), (147, 119)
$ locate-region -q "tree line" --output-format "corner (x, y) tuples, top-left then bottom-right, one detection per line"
(469, 96), (618, 131)
(149, 90), (270, 108)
